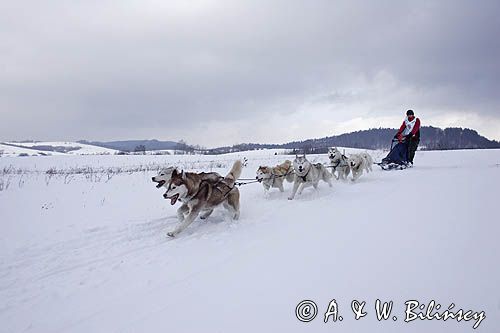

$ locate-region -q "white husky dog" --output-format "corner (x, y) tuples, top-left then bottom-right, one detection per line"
(151, 167), (176, 188)
(256, 160), (294, 194)
(152, 167), (222, 189)
(348, 153), (373, 181)
(328, 147), (350, 180)
(288, 154), (333, 200)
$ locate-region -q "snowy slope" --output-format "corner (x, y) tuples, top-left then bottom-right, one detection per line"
(0, 149), (499, 332)
(3, 141), (119, 155)
(0, 143), (67, 156)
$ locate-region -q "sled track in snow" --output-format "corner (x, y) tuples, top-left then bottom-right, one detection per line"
(0, 217), (179, 307)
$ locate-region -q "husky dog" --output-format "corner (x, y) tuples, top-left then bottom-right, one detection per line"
(288, 154), (333, 200)
(163, 160), (242, 237)
(348, 153), (372, 181)
(152, 167), (176, 188)
(256, 160), (294, 194)
(152, 167), (222, 189)
(328, 147), (350, 180)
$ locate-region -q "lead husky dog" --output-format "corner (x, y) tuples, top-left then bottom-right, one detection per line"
(288, 154), (333, 200)
(256, 160), (294, 194)
(152, 167), (177, 188)
(163, 160), (242, 237)
(348, 153), (373, 181)
(328, 147), (350, 180)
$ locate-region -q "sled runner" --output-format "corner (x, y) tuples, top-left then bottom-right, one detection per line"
(376, 138), (411, 170)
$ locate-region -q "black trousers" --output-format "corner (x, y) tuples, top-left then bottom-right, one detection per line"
(407, 137), (420, 163)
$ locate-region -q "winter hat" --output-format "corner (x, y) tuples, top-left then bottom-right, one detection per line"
(406, 110), (414, 116)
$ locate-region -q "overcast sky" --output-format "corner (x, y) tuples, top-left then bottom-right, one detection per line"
(1, 0), (499, 147)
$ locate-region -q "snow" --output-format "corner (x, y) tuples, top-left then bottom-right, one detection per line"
(0, 149), (499, 332)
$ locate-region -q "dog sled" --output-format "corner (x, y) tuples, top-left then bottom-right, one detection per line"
(376, 138), (411, 170)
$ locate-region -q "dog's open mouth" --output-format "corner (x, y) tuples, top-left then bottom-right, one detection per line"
(155, 180), (166, 188)
(166, 193), (179, 205)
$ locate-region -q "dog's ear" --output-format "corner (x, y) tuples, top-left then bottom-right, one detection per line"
(171, 169), (178, 177)
(181, 170), (186, 180)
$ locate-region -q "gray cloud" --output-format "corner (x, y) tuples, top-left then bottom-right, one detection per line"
(1, 0), (499, 146)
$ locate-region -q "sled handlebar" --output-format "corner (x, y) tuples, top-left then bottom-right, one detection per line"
(390, 137), (406, 150)
(392, 138), (406, 143)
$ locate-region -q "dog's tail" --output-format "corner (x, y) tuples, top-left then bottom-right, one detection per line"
(225, 160), (243, 183)
(361, 152), (373, 164)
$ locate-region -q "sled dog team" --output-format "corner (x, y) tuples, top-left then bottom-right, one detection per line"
(152, 149), (373, 237)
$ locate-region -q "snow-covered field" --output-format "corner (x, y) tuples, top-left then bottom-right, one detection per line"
(1, 149), (499, 332)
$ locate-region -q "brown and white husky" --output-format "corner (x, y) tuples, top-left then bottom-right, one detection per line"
(163, 161), (242, 237)
(255, 160), (294, 194)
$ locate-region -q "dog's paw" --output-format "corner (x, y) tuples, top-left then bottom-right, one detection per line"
(166, 232), (176, 238)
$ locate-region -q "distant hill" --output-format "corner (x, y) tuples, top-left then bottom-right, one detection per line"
(282, 126), (500, 151)
(78, 139), (180, 152)
(206, 126), (500, 154)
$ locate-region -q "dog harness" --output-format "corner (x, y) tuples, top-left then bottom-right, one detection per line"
(268, 169), (293, 186)
(331, 154), (348, 171)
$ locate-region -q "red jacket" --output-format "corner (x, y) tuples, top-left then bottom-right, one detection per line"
(397, 118), (420, 139)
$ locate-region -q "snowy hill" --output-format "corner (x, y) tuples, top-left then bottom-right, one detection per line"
(1, 141), (119, 156)
(78, 139), (180, 152)
(0, 149), (499, 332)
(0, 142), (67, 157)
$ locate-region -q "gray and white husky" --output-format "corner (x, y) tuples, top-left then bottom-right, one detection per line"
(288, 154), (333, 200)
(348, 152), (373, 181)
(328, 147), (350, 181)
